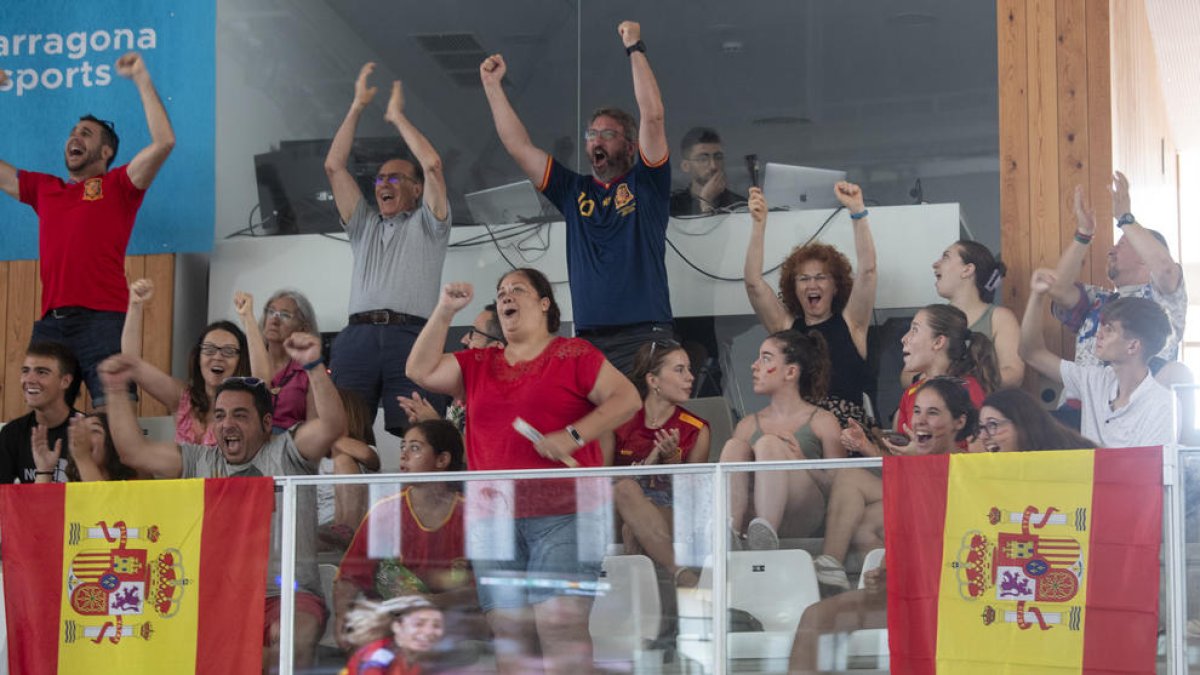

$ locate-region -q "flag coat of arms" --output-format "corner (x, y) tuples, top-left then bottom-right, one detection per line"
(0, 477), (275, 674)
(884, 447), (1162, 674)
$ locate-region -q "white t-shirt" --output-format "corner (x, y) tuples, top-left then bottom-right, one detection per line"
(1059, 360), (1176, 448)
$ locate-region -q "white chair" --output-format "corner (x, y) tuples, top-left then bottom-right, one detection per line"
(588, 554), (663, 667)
(844, 547), (889, 669)
(677, 549), (821, 673)
(317, 563), (339, 649)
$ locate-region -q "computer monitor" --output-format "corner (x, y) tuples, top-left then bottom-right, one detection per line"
(761, 163), (847, 210)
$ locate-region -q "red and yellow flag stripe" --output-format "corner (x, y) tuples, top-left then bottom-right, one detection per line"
(0, 477), (274, 674)
(884, 447), (1162, 674)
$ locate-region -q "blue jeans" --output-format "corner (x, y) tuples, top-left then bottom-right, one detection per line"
(329, 323), (443, 434)
(31, 309), (126, 407)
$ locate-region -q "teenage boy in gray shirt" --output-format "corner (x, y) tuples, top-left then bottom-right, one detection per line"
(324, 62), (451, 435)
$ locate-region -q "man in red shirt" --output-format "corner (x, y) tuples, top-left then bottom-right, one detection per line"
(0, 52), (175, 409)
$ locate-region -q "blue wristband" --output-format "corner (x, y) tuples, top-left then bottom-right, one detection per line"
(302, 358), (325, 372)
(849, 209), (869, 220)
(1116, 212), (1136, 227)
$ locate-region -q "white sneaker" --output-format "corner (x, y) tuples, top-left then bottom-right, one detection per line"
(746, 517), (779, 550)
(813, 554), (850, 589)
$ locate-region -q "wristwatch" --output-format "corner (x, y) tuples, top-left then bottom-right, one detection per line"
(625, 40), (646, 56)
(1116, 212), (1136, 228)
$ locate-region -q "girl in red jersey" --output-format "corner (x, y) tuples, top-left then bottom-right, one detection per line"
(612, 340), (711, 586)
(341, 595), (444, 675)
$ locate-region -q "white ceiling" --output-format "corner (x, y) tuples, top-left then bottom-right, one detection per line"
(1146, 0), (1200, 151)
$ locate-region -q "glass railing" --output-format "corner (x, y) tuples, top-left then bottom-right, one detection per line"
(262, 444), (1198, 674)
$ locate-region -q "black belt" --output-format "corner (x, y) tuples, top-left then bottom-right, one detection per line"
(44, 306), (95, 319)
(348, 310), (427, 327)
(575, 321), (668, 338)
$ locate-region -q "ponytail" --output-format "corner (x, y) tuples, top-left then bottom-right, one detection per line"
(769, 329), (831, 401)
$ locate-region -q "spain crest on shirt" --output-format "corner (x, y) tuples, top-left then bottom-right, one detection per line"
(82, 177), (104, 201)
(614, 183), (634, 211)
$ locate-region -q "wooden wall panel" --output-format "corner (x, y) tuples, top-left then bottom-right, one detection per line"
(998, 0), (1116, 394)
(0, 254), (176, 422)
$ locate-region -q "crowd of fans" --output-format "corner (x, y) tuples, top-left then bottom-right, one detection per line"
(0, 21), (1187, 674)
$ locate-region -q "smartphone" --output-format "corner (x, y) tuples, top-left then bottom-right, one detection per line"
(881, 431), (910, 447)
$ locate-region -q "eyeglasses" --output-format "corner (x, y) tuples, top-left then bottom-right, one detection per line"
(797, 274), (831, 284)
(265, 308), (294, 322)
(466, 327), (505, 344)
(200, 343), (241, 358)
(584, 129), (626, 142)
(688, 152), (725, 164)
(375, 173), (417, 186)
(223, 376), (267, 390)
(979, 418), (1012, 437)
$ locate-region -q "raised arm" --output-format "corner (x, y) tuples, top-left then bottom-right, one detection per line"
(618, 22), (667, 164)
(116, 53), (176, 190)
(384, 81), (448, 221)
(68, 415), (108, 482)
(288, 333), (347, 463)
(1111, 171), (1182, 294)
(121, 278), (153, 357)
(836, 181), (877, 359)
(1048, 186), (1094, 307)
(126, 353), (186, 413)
(100, 355), (183, 477)
(743, 187), (793, 333)
(324, 63), (375, 223)
(0, 71), (15, 198)
(234, 291), (271, 381)
(406, 283), (470, 400)
(990, 306), (1026, 387)
(479, 55), (550, 185)
(1019, 269), (1065, 383)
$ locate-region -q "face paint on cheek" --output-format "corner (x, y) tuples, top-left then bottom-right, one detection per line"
(765, 367), (777, 375)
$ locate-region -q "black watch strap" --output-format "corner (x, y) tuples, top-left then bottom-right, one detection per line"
(625, 40), (646, 56)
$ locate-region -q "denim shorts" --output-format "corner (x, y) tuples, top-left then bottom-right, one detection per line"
(470, 512), (604, 612)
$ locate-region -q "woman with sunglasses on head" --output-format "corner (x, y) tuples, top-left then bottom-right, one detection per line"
(814, 377), (979, 591)
(977, 388), (1095, 453)
(612, 340), (710, 585)
(235, 288), (321, 432)
(720, 330), (844, 550)
(406, 267), (640, 674)
(120, 308), (251, 445)
(743, 182), (878, 428)
(916, 240), (1024, 388)
(843, 303), (998, 456)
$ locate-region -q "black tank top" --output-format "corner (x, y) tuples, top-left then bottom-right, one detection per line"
(792, 313), (873, 407)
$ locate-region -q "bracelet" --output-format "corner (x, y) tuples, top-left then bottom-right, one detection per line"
(849, 209), (869, 220)
(302, 358), (325, 372)
(1074, 230), (1093, 245)
(625, 40), (646, 56)
(1116, 212), (1136, 227)
(565, 425), (586, 448)
(35, 470), (54, 476)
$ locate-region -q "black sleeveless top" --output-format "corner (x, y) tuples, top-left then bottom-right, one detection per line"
(792, 313), (874, 425)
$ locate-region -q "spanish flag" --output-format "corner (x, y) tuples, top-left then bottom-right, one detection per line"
(0, 477), (275, 674)
(884, 447), (1162, 674)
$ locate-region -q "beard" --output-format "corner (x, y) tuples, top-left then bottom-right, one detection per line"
(591, 144), (634, 182)
(65, 145), (106, 173)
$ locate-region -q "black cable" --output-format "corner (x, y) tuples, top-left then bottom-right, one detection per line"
(665, 205), (846, 282)
(483, 223), (521, 271)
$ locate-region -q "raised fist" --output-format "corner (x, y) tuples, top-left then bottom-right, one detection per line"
(438, 282), (474, 313)
(618, 21), (641, 47)
(130, 278), (154, 305)
(233, 290), (254, 317)
(115, 52), (146, 79)
(480, 54), (506, 86)
(284, 333), (322, 366)
(834, 181), (865, 213)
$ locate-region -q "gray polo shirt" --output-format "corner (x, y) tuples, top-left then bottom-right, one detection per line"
(345, 196), (451, 317)
(180, 433), (322, 599)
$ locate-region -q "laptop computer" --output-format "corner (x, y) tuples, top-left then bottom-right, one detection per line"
(761, 163), (847, 210)
(465, 181), (556, 225)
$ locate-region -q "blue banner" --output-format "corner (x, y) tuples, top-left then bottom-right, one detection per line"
(0, 1), (215, 259)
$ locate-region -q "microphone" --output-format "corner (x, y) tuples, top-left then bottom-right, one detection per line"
(745, 154), (760, 188)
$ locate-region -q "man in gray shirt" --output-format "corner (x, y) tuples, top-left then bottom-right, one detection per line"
(101, 333), (346, 671)
(324, 62), (451, 436)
